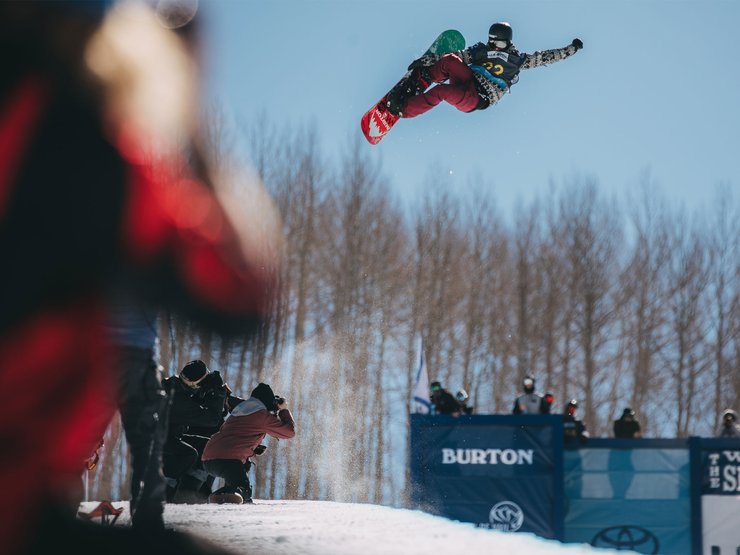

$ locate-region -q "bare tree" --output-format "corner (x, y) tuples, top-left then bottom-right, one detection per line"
(616, 179), (672, 432)
(706, 185), (740, 427)
(558, 180), (622, 435)
(663, 212), (711, 437)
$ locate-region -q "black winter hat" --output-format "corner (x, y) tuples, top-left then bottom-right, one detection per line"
(251, 383), (277, 411)
(180, 360), (209, 384)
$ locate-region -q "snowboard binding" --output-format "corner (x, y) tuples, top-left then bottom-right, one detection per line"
(384, 69), (431, 117)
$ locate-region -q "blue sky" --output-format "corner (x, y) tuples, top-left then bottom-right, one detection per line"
(202, 0), (739, 213)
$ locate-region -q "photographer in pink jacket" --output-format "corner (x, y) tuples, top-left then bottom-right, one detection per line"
(202, 383), (295, 504)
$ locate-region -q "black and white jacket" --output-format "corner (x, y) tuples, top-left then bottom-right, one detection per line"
(458, 42), (580, 109)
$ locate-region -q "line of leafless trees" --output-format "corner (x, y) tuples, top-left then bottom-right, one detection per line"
(90, 118), (738, 509)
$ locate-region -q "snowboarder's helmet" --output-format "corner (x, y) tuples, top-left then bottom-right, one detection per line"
(456, 389), (469, 403)
(566, 399), (578, 414)
(430, 381), (442, 392)
(488, 22), (513, 46)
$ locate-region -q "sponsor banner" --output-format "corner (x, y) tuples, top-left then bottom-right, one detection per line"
(702, 495), (740, 555)
(409, 414), (563, 539)
(699, 441), (740, 553)
(563, 442), (691, 554)
(702, 449), (740, 495)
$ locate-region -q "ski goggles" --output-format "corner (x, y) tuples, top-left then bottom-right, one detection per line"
(180, 371), (208, 389)
(489, 39), (510, 49)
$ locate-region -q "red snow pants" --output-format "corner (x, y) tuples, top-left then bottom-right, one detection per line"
(403, 54), (480, 118)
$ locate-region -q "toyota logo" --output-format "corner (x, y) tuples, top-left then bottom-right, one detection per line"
(591, 526), (660, 553)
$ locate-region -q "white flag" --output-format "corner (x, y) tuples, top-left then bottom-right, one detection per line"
(412, 338), (431, 414)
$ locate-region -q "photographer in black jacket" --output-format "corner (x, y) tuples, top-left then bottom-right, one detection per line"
(162, 360), (243, 503)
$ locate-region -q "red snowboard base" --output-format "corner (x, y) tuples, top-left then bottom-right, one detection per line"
(361, 101), (401, 145)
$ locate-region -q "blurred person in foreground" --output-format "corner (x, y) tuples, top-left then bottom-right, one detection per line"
(105, 293), (166, 530)
(0, 1), (281, 554)
(202, 383), (295, 504)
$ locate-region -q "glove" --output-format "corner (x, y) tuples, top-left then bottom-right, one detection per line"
(408, 54), (438, 70)
(571, 38), (583, 51)
(199, 371), (224, 392)
(253, 444), (267, 456)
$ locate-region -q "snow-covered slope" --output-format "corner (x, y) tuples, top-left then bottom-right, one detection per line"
(80, 500), (614, 555)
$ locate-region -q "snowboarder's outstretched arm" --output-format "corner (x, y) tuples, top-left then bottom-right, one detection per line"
(409, 38), (583, 72)
(521, 39), (583, 70)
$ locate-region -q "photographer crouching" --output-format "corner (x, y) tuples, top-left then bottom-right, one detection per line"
(202, 383), (295, 504)
(162, 360), (243, 503)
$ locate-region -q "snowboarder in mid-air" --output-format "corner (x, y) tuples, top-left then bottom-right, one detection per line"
(386, 21), (583, 119)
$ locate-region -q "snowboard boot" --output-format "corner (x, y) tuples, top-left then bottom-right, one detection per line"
(384, 87), (407, 117)
(208, 487), (244, 505)
(413, 67), (434, 91)
(236, 485), (253, 505)
(208, 491), (243, 504)
(386, 70), (433, 116)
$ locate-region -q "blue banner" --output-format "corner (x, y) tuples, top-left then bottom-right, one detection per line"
(409, 418), (740, 553)
(695, 438), (740, 555)
(410, 414), (563, 539)
(563, 439), (691, 554)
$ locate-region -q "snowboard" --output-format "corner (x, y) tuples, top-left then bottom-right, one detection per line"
(361, 30), (465, 145)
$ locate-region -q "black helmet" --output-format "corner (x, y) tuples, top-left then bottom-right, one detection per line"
(566, 399), (578, 414)
(488, 22), (513, 45)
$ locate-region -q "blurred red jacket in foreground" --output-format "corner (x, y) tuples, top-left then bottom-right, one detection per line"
(0, 5), (279, 553)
